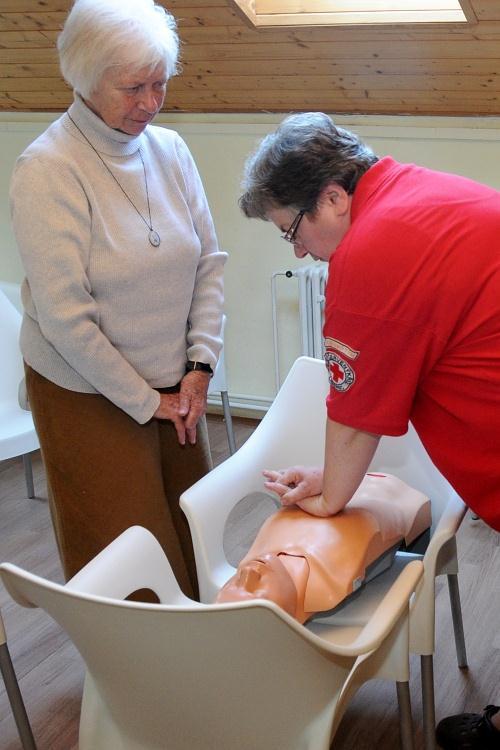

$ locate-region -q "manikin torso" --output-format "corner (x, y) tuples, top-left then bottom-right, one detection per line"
(216, 473), (431, 623)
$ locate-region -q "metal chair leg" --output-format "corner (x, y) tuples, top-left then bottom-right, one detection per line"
(421, 654), (437, 750)
(397, 680), (415, 750)
(447, 574), (468, 668)
(221, 390), (236, 455)
(22, 453), (35, 499)
(0, 642), (37, 749)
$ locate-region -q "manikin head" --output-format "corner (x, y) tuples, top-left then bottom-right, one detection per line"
(216, 553), (299, 618)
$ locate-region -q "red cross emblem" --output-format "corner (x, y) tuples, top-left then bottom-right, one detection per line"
(324, 350), (355, 392)
(329, 361), (345, 383)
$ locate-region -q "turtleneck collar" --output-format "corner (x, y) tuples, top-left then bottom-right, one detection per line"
(64, 92), (145, 157)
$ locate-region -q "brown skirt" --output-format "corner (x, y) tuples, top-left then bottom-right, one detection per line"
(25, 365), (212, 599)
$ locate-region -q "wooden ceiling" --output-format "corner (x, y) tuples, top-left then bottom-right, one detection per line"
(3, 0), (500, 115)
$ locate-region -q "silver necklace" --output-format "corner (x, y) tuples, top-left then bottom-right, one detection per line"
(67, 112), (161, 247)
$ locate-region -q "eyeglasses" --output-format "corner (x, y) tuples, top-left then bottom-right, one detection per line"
(281, 210), (305, 244)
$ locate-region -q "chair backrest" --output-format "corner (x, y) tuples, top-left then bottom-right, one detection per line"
(181, 357), (329, 598)
(239, 355), (329, 469)
(0, 281), (23, 313)
(0, 289), (25, 405)
(0, 525), (385, 750)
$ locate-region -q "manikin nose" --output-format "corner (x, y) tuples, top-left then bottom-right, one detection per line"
(238, 565), (262, 592)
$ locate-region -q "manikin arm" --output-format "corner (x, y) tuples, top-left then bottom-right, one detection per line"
(264, 418), (381, 517)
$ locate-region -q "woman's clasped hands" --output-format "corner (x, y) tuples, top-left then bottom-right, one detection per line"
(153, 370), (211, 445)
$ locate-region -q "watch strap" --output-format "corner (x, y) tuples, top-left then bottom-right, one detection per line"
(185, 360), (214, 376)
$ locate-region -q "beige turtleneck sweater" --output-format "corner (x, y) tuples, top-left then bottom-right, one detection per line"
(10, 94), (226, 423)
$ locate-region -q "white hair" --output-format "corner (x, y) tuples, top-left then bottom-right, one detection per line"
(57, 0), (180, 99)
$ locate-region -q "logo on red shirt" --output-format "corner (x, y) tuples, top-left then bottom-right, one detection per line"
(325, 350), (355, 391)
(324, 337), (358, 392)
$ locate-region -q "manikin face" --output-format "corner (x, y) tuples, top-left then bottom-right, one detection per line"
(267, 184), (353, 263)
(216, 553), (298, 617)
(84, 62), (167, 136)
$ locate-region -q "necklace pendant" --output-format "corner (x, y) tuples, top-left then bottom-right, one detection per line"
(148, 229), (161, 247)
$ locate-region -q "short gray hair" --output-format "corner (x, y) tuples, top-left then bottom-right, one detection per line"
(57, 0), (180, 99)
(239, 112), (378, 219)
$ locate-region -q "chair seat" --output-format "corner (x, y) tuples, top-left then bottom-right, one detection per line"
(0, 403), (39, 460)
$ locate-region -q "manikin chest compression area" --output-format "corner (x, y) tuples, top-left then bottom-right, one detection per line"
(216, 473), (431, 623)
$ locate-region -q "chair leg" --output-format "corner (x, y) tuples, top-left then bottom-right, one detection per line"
(447, 574), (468, 669)
(0, 642), (37, 749)
(396, 680), (415, 750)
(221, 390), (237, 455)
(421, 654), (437, 750)
(22, 454), (35, 499)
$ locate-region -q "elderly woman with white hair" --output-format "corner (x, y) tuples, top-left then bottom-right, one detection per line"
(9, 0), (226, 599)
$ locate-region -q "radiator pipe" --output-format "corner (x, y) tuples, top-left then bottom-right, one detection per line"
(271, 271), (291, 393)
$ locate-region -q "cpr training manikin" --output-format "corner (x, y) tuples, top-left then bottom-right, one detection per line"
(216, 473), (431, 623)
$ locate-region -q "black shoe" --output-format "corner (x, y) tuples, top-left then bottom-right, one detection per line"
(436, 705), (500, 749)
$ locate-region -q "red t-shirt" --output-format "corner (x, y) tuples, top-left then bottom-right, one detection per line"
(324, 157), (500, 530)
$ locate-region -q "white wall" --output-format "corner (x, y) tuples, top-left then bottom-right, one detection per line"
(3, 111), (500, 413)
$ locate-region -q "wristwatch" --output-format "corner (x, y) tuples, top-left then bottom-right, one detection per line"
(185, 360), (214, 377)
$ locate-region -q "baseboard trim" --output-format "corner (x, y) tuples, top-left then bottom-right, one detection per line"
(207, 392), (271, 420)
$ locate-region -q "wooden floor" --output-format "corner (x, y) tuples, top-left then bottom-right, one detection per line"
(0, 414), (499, 750)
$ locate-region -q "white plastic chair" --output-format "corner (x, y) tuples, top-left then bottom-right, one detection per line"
(0, 288), (39, 498)
(0, 525), (422, 750)
(180, 356), (468, 750)
(208, 314), (236, 454)
(366, 426), (467, 750)
(0, 280), (23, 313)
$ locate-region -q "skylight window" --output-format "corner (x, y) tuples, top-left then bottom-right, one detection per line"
(231, 1), (472, 28)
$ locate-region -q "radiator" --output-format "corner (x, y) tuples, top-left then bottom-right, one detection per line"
(271, 262), (329, 390)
